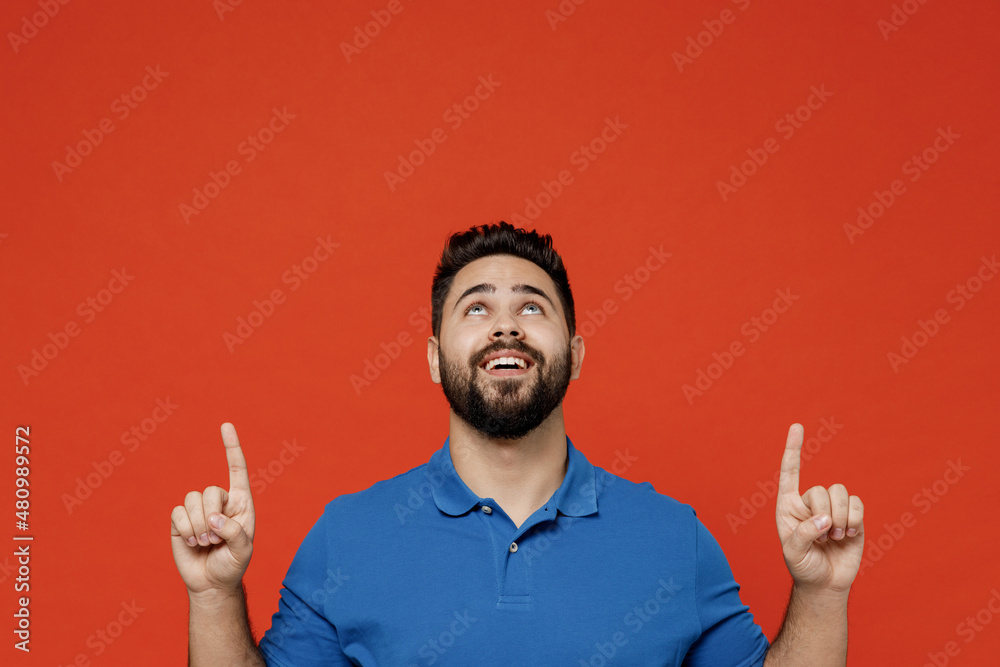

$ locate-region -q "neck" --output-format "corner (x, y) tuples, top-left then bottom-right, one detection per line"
(448, 406), (568, 528)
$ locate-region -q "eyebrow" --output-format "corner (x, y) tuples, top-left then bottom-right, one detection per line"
(452, 283), (555, 312)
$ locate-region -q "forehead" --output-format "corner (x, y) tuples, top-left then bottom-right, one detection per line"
(447, 255), (557, 303)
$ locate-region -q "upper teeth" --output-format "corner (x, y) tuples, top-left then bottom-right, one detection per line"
(486, 356), (528, 370)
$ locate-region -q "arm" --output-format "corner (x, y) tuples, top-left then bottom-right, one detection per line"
(765, 424), (865, 666)
(765, 585), (848, 666)
(171, 423), (266, 666)
(188, 584), (266, 667)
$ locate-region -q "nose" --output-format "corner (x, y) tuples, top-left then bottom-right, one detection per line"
(489, 310), (524, 341)
(490, 326), (523, 341)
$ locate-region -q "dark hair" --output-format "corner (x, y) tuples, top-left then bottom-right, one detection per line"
(431, 221), (575, 340)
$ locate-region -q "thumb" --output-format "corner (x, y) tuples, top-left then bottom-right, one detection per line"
(209, 512), (252, 561)
(784, 514), (831, 559)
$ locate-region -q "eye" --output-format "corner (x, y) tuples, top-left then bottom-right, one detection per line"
(465, 303), (486, 315)
(522, 302), (544, 314)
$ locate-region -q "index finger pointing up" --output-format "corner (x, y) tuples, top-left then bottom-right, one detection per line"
(778, 423), (804, 497)
(221, 422), (251, 495)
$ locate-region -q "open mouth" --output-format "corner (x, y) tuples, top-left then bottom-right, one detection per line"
(479, 355), (534, 377)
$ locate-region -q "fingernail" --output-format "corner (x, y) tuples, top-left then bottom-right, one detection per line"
(813, 515), (830, 531)
(832, 528), (844, 540)
(187, 536), (197, 546)
(209, 514), (224, 531)
(199, 532), (210, 545)
(847, 528), (857, 537)
(209, 532), (222, 544)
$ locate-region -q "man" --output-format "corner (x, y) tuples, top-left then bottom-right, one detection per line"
(171, 222), (864, 665)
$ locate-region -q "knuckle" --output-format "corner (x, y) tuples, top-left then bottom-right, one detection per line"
(184, 490), (203, 506)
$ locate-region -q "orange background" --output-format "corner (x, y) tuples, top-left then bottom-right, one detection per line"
(2, 0), (999, 664)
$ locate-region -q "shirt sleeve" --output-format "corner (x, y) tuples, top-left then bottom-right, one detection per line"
(258, 508), (355, 667)
(682, 516), (770, 667)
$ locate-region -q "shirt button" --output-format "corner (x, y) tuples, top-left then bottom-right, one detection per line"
(482, 506), (492, 514)
(509, 542), (518, 553)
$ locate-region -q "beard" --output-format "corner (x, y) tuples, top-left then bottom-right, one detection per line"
(438, 339), (573, 440)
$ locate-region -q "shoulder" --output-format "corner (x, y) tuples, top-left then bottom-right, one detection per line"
(590, 465), (702, 541)
(594, 464), (696, 516)
(317, 460), (436, 523)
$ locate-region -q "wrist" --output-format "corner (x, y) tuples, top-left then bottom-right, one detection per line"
(188, 583), (244, 610)
(790, 582), (851, 609)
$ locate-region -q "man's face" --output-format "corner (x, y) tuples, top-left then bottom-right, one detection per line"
(428, 254), (584, 440)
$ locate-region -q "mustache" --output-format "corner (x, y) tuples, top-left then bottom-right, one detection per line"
(472, 340), (545, 366)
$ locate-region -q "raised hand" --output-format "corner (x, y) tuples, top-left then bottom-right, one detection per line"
(170, 423), (256, 598)
(775, 423), (864, 595)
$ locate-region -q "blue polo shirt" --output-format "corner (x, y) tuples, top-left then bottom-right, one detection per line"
(258, 437), (770, 666)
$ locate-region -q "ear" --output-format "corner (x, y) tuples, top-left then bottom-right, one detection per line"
(427, 336), (442, 384)
(569, 334), (585, 380)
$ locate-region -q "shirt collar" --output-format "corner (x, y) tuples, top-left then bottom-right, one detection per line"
(429, 435), (598, 518)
